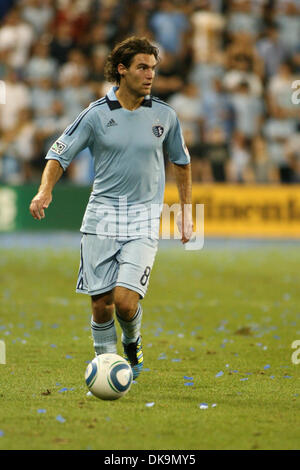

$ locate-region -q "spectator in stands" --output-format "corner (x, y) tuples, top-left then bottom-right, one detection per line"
(256, 24), (289, 79)
(223, 35), (263, 96)
(227, 131), (254, 183)
(82, 20), (112, 57)
(88, 45), (110, 98)
(188, 56), (224, 95)
(151, 51), (184, 101)
(59, 69), (95, 122)
(25, 41), (57, 86)
(251, 134), (280, 183)
(0, 67), (31, 131)
(167, 80), (203, 149)
(30, 77), (58, 120)
(267, 61), (299, 120)
(0, 107), (37, 183)
(230, 80), (264, 139)
(0, 5), (35, 70)
(21, 0), (54, 37)
(58, 48), (89, 85)
(49, 22), (76, 65)
(291, 43), (300, 74)
(203, 126), (230, 182)
(263, 119), (296, 183)
(202, 77), (235, 140)
(54, 0), (91, 44)
(34, 99), (69, 147)
(190, 0), (225, 64)
(0, 48), (10, 79)
(274, 1), (300, 54)
(149, 0), (189, 56)
(226, 0), (263, 40)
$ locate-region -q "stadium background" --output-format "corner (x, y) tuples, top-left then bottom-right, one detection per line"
(0, 0), (300, 238)
(1, 1), (300, 452)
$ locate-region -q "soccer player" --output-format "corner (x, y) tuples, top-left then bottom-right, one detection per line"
(29, 37), (193, 379)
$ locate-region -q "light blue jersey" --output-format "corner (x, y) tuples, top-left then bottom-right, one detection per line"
(46, 86), (190, 239)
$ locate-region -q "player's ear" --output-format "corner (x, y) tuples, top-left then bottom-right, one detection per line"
(117, 63), (127, 78)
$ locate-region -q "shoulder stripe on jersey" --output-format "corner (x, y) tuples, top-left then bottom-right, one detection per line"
(64, 98), (107, 136)
(64, 98), (107, 135)
(151, 97), (173, 110)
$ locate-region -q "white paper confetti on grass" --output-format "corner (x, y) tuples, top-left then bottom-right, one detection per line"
(199, 403), (217, 409)
(215, 371), (224, 378)
(145, 402), (155, 408)
(199, 403), (209, 409)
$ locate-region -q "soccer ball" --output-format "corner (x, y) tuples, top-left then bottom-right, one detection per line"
(85, 353), (133, 400)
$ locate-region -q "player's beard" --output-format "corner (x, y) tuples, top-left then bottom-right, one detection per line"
(126, 77), (152, 98)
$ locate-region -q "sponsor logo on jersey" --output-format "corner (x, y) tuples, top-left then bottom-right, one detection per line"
(51, 140), (67, 155)
(152, 125), (164, 137)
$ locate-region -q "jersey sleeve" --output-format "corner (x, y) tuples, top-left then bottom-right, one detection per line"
(163, 111), (190, 165)
(45, 111), (94, 171)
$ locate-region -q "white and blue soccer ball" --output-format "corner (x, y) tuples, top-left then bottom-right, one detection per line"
(85, 353), (133, 400)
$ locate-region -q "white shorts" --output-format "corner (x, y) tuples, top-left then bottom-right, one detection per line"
(76, 234), (158, 298)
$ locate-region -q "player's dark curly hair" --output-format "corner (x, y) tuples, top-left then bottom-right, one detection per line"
(104, 36), (160, 85)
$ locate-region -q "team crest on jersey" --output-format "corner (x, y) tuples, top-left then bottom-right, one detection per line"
(152, 125), (164, 138)
(51, 140), (67, 155)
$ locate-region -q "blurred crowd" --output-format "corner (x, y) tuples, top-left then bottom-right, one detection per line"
(0, 0), (299, 185)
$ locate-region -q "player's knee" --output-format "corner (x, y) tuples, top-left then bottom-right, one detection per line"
(114, 289), (139, 320)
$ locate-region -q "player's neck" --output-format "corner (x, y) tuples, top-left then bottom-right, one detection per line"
(115, 85), (145, 111)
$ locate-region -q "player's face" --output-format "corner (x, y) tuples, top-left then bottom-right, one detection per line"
(120, 53), (157, 97)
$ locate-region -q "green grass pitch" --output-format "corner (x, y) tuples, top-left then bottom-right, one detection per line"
(0, 241), (299, 450)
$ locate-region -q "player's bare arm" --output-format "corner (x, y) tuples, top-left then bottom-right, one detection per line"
(173, 162), (193, 244)
(29, 159), (63, 220)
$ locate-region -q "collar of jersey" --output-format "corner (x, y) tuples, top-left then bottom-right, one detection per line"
(106, 86), (152, 110)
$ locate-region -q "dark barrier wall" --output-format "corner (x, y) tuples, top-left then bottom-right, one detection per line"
(0, 184), (91, 232)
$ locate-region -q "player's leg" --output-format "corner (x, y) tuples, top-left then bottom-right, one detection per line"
(114, 237), (158, 378)
(76, 234), (121, 356)
(114, 286), (143, 379)
(91, 290), (117, 355)
(114, 286), (142, 342)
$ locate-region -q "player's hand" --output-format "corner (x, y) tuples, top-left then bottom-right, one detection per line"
(176, 206), (194, 244)
(29, 191), (52, 220)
